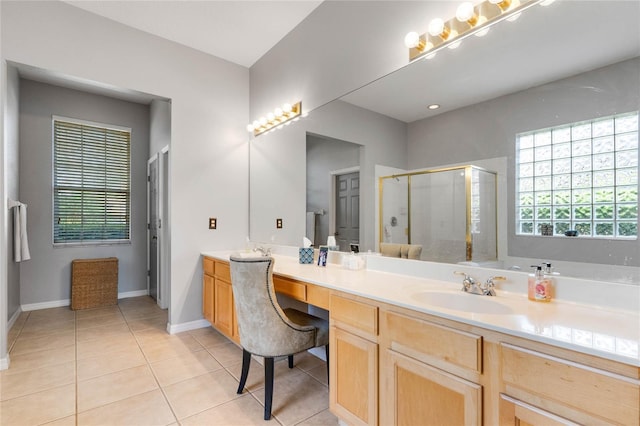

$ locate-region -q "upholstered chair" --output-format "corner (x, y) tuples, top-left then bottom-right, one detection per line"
(229, 255), (329, 421)
(380, 242), (423, 260)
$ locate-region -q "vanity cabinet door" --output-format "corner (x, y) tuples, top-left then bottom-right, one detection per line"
(213, 277), (235, 339)
(382, 349), (482, 426)
(203, 273), (214, 324)
(330, 326), (378, 426)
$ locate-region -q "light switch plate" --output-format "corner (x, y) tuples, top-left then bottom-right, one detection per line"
(276, 218), (283, 229)
(209, 218), (217, 229)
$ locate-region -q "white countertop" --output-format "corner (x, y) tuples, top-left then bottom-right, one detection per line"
(202, 250), (640, 367)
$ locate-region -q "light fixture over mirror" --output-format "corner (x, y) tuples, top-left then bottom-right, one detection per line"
(405, 0), (552, 61)
(247, 101), (302, 136)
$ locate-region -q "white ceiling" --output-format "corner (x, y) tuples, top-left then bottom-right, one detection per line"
(341, 1), (640, 123)
(63, 0), (323, 68)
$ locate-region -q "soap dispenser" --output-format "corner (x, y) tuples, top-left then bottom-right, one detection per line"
(529, 265), (552, 302)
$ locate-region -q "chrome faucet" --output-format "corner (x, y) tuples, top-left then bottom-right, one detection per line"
(253, 246), (271, 256)
(454, 272), (506, 296)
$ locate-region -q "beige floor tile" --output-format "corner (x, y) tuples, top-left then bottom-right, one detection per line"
(127, 314), (168, 332)
(77, 364), (159, 412)
(150, 348), (223, 386)
(140, 336), (203, 363)
(10, 330), (76, 356)
(291, 351), (326, 372)
(26, 306), (75, 322)
(205, 341), (243, 367)
(42, 415), (77, 426)
(189, 327), (230, 348)
(0, 383), (75, 425)
(253, 370), (329, 426)
(162, 369), (241, 420)
(4, 344), (76, 373)
(121, 306), (167, 321)
(227, 356), (297, 392)
(76, 321), (132, 342)
(76, 312), (126, 330)
(75, 305), (121, 319)
(296, 408), (339, 426)
(76, 333), (139, 359)
(18, 319), (76, 340)
(0, 360), (76, 401)
(77, 346), (147, 381)
(304, 364), (329, 386)
(180, 394), (272, 426)
(77, 389), (176, 426)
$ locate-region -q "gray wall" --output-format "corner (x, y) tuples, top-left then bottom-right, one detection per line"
(306, 135), (360, 246)
(19, 79), (150, 304)
(407, 58), (640, 266)
(6, 65), (20, 319)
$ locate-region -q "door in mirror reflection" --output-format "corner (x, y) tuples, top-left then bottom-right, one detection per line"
(336, 172), (360, 251)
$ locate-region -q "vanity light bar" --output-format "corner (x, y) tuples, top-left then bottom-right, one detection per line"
(405, 0), (553, 61)
(247, 102), (302, 137)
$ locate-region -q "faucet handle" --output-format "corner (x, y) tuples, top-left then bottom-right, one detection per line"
(485, 276), (506, 286)
(454, 271), (477, 291)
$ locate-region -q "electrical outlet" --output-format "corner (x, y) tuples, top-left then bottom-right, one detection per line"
(276, 218), (283, 229)
(209, 218), (217, 229)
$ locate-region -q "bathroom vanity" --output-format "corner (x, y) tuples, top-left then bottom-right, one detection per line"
(202, 252), (639, 425)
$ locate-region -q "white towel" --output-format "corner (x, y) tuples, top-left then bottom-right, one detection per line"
(306, 212), (316, 246)
(13, 203), (31, 262)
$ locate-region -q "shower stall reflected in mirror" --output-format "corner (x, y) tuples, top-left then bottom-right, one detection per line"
(379, 165), (498, 265)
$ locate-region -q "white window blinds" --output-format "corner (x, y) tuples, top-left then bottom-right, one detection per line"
(53, 118), (131, 244)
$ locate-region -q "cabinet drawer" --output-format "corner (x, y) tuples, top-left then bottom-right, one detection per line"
(385, 311), (482, 374)
(203, 257), (215, 276)
(330, 294), (378, 339)
(273, 276), (307, 301)
(214, 261), (231, 282)
(307, 284), (330, 310)
(501, 343), (640, 425)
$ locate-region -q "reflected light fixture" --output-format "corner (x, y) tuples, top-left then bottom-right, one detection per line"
(247, 101), (302, 136)
(404, 0), (553, 61)
(427, 104), (440, 110)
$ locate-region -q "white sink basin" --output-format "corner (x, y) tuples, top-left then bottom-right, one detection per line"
(232, 252), (266, 258)
(412, 291), (515, 315)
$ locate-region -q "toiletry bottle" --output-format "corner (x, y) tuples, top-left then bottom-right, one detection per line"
(541, 262), (555, 301)
(527, 265), (540, 301)
(533, 265), (552, 302)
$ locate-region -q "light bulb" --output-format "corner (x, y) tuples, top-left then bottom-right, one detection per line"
(267, 112), (275, 122)
(252, 120), (260, 129)
(404, 31), (420, 48)
(259, 117), (267, 126)
(283, 103), (292, 113)
(428, 18), (446, 37)
(246, 123), (254, 132)
(274, 107), (283, 117)
(456, 2), (476, 25)
(489, 0), (511, 10)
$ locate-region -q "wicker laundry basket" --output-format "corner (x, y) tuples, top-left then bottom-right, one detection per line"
(71, 257), (118, 310)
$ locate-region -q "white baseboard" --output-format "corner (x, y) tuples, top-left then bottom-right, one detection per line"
(118, 290), (149, 299)
(21, 289), (150, 312)
(7, 307), (22, 331)
(167, 319), (210, 335)
(22, 299), (70, 312)
(0, 354), (10, 371)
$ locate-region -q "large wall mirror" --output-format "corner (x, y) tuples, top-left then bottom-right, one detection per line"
(249, 0), (639, 284)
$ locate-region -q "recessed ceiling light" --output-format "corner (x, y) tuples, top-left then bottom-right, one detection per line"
(427, 104), (440, 110)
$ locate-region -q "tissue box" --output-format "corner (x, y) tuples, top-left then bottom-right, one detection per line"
(299, 247), (314, 264)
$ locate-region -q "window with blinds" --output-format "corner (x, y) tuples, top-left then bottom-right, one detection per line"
(53, 117), (131, 244)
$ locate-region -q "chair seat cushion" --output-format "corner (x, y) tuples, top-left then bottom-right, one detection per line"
(283, 308), (329, 348)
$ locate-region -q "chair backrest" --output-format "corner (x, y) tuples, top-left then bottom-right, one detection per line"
(379, 243), (422, 260)
(229, 256), (316, 357)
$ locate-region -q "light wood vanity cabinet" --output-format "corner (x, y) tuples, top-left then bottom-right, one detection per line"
(202, 257), (239, 344)
(329, 293), (379, 426)
(380, 311), (483, 426)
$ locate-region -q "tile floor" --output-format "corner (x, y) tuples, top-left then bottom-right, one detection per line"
(1, 296), (338, 426)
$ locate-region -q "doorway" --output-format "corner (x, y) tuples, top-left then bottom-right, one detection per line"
(147, 147), (169, 309)
(334, 171), (360, 252)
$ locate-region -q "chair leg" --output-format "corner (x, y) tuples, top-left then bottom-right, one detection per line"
(288, 354), (294, 369)
(237, 349), (252, 394)
(325, 345), (330, 386)
(264, 357), (274, 420)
